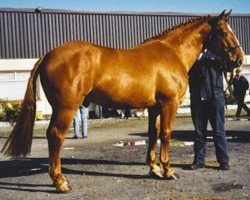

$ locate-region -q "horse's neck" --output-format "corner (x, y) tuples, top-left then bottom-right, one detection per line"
(158, 18), (211, 71)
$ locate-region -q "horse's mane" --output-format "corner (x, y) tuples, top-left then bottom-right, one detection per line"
(143, 15), (211, 44)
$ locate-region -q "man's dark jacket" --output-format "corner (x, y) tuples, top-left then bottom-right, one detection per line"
(231, 75), (249, 97)
(189, 50), (224, 102)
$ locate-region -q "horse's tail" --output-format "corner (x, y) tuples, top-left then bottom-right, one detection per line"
(1, 57), (44, 157)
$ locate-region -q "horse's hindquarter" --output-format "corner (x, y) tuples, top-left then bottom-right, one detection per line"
(40, 41), (101, 107)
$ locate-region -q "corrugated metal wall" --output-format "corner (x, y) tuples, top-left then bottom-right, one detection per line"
(0, 8), (249, 58)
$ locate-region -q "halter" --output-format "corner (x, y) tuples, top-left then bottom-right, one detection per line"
(224, 45), (242, 54)
(204, 27), (241, 73)
(209, 27), (241, 56)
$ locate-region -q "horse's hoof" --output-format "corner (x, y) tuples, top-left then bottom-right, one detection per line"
(165, 172), (180, 180)
(56, 181), (72, 193)
(149, 169), (164, 179)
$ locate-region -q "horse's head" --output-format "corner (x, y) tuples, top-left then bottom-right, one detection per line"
(206, 10), (245, 72)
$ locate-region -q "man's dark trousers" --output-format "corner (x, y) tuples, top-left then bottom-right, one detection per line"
(191, 98), (229, 165)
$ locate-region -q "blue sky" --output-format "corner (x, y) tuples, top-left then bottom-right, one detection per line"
(0, 0), (249, 14)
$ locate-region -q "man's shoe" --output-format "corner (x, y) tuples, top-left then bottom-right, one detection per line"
(233, 116), (239, 120)
(219, 164), (230, 170)
(189, 163), (205, 170)
(72, 135), (78, 139)
(82, 136), (88, 139)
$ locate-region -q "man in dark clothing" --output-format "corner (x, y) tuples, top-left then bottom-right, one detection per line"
(189, 49), (229, 171)
(230, 68), (250, 118)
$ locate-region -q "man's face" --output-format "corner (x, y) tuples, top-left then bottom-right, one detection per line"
(236, 70), (242, 77)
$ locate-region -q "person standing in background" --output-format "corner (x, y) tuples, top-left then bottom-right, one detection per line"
(72, 105), (88, 139)
(229, 67), (250, 118)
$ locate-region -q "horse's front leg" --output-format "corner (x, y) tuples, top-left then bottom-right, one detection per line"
(146, 107), (163, 178)
(47, 109), (74, 192)
(160, 100), (180, 180)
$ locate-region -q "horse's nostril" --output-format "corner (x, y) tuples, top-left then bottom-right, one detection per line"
(238, 59), (243, 66)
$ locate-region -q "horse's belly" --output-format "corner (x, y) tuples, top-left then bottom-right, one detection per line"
(86, 89), (155, 109)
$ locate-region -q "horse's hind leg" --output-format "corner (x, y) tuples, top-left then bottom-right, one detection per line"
(146, 107), (163, 178)
(46, 107), (75, 193)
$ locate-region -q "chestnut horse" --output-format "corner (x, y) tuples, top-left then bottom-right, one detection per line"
(2, 10), (244, 192)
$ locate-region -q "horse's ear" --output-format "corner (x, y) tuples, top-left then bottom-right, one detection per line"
(209, 10), (226, 26)
(219, 10), (226, 19)
(224, 9), (232, 22)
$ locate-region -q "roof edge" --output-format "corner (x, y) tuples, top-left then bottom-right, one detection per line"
(0, 7), (249, 17)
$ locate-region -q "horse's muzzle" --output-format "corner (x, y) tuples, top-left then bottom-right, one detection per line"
(227, 57), (243, 71)
(236, 58), (243, 67)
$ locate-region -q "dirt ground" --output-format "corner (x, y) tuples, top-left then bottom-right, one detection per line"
(0, 116), (250, 200)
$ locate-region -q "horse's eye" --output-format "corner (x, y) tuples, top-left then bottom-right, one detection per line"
(220, 31), (227, 37)
(212, 28), (226, 38)
(217, 29), (227, 37)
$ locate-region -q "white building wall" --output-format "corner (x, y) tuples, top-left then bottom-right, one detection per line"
(0, 58), (52, 115)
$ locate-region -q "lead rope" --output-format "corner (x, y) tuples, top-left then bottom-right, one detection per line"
(223, 70), (235, 107)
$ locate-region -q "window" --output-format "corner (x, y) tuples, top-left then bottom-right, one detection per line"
(0, 72), (15, 81)
(0, 71), (31, 100)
